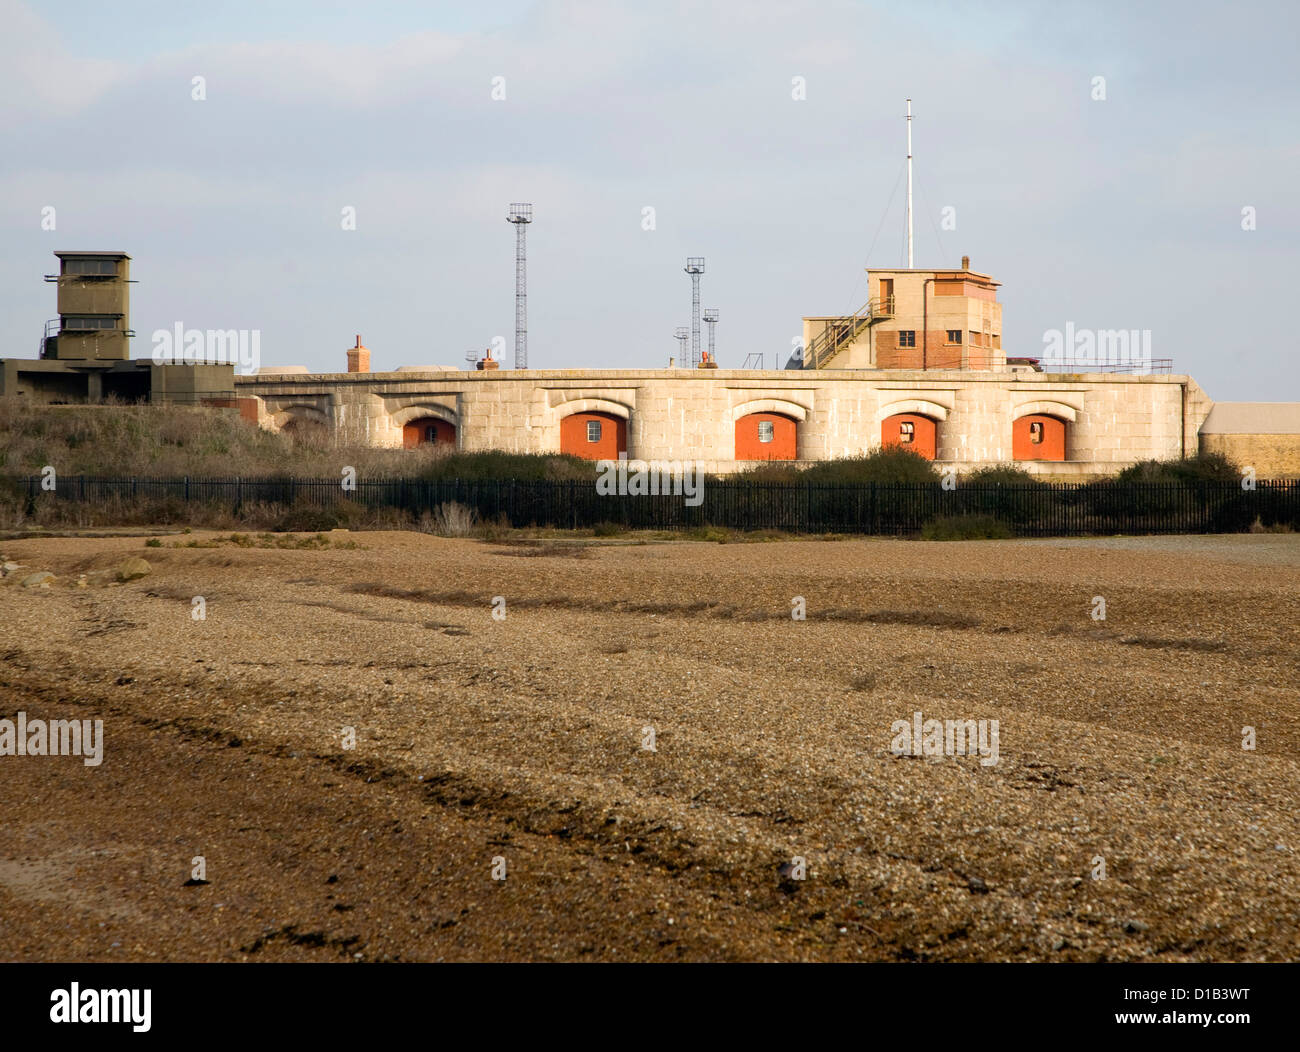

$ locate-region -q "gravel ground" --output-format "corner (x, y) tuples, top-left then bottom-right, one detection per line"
(1, 530), (1297, 962)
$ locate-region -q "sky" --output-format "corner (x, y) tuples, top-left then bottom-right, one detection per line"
(1, 0), (1297, 399)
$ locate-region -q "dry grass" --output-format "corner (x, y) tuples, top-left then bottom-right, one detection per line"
(0, 398), (594, 481)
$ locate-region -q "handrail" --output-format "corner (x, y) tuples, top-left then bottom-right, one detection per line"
(808, 296), (894, 369)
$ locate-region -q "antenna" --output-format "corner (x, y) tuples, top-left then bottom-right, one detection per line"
(674, 326), (689, 364)
(506, 203), (532, 368)
(905, 100), (913, 268)
(703, 308), (718, 365)
(684, 257), (705, 367)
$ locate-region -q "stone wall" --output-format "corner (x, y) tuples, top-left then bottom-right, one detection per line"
(1200, 434), (1300, 478)
(234, 367), (1214, 477)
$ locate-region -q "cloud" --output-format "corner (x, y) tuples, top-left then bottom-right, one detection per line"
(0, 0), (127, 126)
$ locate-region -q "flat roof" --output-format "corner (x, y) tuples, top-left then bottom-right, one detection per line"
(867, 267), (1000, 285)
(1201, 402), (1300, 434)
(54, 251), (131, 258)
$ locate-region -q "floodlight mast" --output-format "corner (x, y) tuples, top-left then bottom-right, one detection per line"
(684, 257), (705, 367)
(674, 326), (689, 365)
(506, 203), (533, 368)
(703, 308), (718, 365)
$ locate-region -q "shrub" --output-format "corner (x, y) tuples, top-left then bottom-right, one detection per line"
(683, 525), (736, 543)
(733, 448), (941, 486)
(1115, 451), (1241, 485)
(956, 465), (1055, 525)
(428, 501), (477, 537)
(921, 514), (1013, 541)
(592, 521), (624, 537)
(960, 465), (1040, 486)
(417, 451), (596, 483)
(1112, 453), (1228, 486)
(273, 505), (341, 532)
(1087, 452), (1246, 524)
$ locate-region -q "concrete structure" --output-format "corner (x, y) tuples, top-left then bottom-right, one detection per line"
(236, 365), (1214, 478)
(1200, 403), (1300, 478)
(233, 253), (1230, 478)
(0, 251), (237, 407)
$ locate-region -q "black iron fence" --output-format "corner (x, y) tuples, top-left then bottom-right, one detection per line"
(5, 475), (1299, 537)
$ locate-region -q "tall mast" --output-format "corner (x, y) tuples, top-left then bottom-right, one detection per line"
(906, 98), (914, 268)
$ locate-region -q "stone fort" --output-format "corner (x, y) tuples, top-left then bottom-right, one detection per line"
(4, 251), (1298, 478)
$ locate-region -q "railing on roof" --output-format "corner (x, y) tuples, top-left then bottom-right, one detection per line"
(1027, 358), (1173, 375)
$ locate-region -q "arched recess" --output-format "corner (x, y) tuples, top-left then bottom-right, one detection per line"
(731, 398), (808, 423)
(881, 414), (938, 460)
(391, 404), (459, 450)
(270, 405), (330, 443)
(554, 397), (632, 422)
(876, 398), (950, 424)
(554, 398), (631, 461)
(1013, 414), (1068, 461)
(561, 412), (627, 460)
(391, 403), (459, 428)
(736, 412), (798, 460)
(1011, 400), (1078, 423)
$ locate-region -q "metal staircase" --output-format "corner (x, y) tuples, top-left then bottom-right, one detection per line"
(806, 295), (894, 369)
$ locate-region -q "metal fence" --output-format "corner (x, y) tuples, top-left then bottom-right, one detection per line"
(6, 475), (1299, 537)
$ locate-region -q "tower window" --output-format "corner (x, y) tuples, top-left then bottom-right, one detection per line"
(586, 420), (602, 442)
(758, 420), (775, 443)
(899, 421), (914, 444)
(947, 330), (962, 343)
(1029, 421), (1044, 444)
(62, 316), (118, 331)
(63, 258), (117, 277)
(898, 330), (916, 348)
(425, 425), (438, 443)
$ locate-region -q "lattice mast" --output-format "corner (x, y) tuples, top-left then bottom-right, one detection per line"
(684, 257), (705, 367)
(703, 308), (718, 365)
(506, 203), (533, 368)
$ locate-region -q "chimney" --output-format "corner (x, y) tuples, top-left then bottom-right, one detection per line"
(347, 335), (370, 373)
(961, 255), (970, 271)
(476, 346), (500, 371)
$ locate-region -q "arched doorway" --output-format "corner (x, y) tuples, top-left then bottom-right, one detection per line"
(735, 412), (797, 460)
(560, 411), (627, 460)
(881, 413), (937, 460)
(1013, 414), (1067, 461)
(403, 417), (457, 449)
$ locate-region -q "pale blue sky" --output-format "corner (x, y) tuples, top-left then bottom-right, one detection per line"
(2, 0), (1296, 398)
